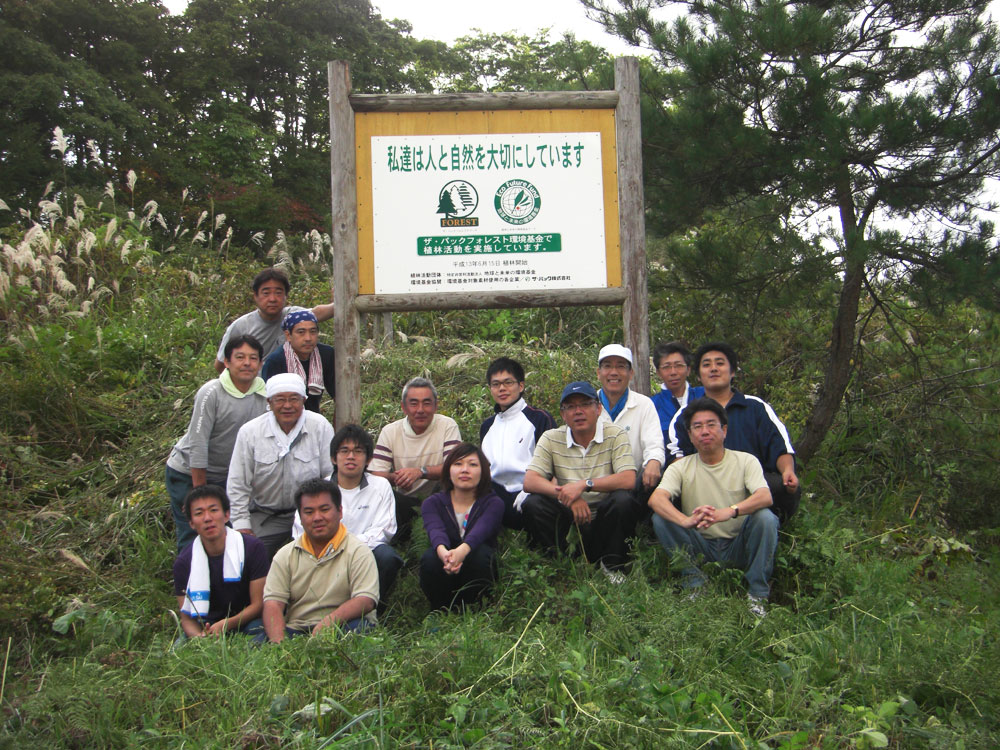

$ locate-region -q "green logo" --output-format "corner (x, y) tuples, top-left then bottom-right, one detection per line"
(494, 179), (541, 225)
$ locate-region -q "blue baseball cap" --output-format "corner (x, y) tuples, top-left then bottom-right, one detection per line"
(559, 380), (598, 404)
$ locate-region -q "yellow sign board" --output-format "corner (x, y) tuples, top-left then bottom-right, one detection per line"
(355, 109), (621, 295)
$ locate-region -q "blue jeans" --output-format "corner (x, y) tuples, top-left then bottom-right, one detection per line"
(652, 509), (779, 598)
(252, 617), (373, 645)
(165, 465), (196, 553)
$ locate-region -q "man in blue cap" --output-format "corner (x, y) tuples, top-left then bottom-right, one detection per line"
(521, 381), (638, 581)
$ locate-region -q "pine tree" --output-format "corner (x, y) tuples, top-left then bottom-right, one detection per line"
(586, 0), (1000, 459)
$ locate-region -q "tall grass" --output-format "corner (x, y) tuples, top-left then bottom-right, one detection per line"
(0, 127), (998, 747)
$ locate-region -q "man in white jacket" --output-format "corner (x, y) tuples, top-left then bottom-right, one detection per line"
(228, 373), (334, 557)
(596, 344), (665, 503)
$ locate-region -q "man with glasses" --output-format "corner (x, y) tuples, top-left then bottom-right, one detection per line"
(479, 357), (555, 529)
(522, 381), (637, 581)
(650, 341), (704, 433)
(596, 344), (665, 501)
(650, 398), (777, 617)
(227, 373), (335, 558)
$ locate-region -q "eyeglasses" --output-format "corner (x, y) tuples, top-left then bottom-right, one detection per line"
(690, 420), (722, 431)
(657, 362), (688, 371)
(270, 395), (304, 406)
(560, 400), (597, 412)
(599, 362), (630, 372)
(489, 378), (520, 389)
(336, 446), (368, 457)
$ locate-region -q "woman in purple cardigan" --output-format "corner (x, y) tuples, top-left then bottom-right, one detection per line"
(420, 442), (504, 610)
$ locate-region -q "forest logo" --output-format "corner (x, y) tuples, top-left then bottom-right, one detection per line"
(494, 179), (541, 225)
(437, 180), (479, 227)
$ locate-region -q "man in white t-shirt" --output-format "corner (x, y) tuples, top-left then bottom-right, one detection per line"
(649, 397), (778, 617)
(214, 268), (334, 373)
(368, 377), (461, 542)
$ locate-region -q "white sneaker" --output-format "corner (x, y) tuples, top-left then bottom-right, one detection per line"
(600, 562), (626, 585)
(747, 595), (767, 618)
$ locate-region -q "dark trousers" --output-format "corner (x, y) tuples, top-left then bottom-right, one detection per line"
(393, 492), (421, 546)
(521, 489), (639, 570)
(372, 543), (404, 604)
(490, 482), (525, 530)
(764, 472), (800, 524)
(419, 544), (498, 611)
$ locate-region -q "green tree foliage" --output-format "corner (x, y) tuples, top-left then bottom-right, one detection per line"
(0, 0), (177, 205)
(442, 31), (614, 92)
(585, 0), (1000, 459)
(0, 0), (456, 237)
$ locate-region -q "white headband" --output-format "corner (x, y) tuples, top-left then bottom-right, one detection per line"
(265, 373), (306, 399)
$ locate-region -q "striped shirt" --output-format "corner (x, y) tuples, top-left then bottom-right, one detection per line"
(527, 421), (636, 506)
(368, 414), (462, 499)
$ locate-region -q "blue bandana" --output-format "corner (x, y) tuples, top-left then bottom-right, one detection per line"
(282, 310), (318, 331)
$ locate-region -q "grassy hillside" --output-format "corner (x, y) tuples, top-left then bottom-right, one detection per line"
(1, 185), (998, 747)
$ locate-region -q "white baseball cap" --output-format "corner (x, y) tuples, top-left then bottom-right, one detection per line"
(598, 344), (633, 366)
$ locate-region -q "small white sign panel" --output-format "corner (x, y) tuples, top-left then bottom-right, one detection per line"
(370, 132), (607, 295)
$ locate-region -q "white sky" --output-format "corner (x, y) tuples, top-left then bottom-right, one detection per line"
(161, 0), (642, 55)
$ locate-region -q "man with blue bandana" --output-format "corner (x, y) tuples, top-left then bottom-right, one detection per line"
(262, 310), (336, 415)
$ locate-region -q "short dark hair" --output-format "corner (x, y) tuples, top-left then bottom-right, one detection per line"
(652, 341), (693, 369)
(330, 424), (374, 463)
(486, 357), (525, 384)
(294, 478), (342, 511)
(223, 333), (264, 361)
(251, 268), (290, 294)
(694, 341), (739, 375)
(440, 443), (493, 498)
(682, 397), (728, 431)
(183, 484), (230, 519)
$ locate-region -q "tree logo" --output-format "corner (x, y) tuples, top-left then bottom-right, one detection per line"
(494, 179), (541, 225)
(437, 180), (479, 227)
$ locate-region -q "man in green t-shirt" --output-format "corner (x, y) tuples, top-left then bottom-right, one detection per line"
(649, 397), (778, 617)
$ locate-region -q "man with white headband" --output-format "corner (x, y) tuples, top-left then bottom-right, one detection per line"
(262, 310), (336, 416)
(227, 373), (335, 557)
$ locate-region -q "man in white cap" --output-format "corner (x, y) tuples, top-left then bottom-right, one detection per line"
(596, 344), (665, 501)
(227, 372), (335, 557)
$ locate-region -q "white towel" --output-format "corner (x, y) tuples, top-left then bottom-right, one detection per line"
(181, 527), (245, 618)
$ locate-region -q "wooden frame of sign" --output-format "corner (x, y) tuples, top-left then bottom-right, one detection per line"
(329, 58), (648, 428)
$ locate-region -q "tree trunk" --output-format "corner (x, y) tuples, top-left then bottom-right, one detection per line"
(797, 174), (865, 462)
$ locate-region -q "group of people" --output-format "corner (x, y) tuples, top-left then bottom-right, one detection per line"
(168, 268), (803, 644)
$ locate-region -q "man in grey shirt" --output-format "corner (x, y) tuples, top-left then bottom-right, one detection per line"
(214, 268), (335, 374)
(166, 334), (268, 551)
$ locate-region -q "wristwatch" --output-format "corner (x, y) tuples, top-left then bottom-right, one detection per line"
(585, 479), (595, 490)
(420, 466), (428, 478)
(729, 504), (740, 518)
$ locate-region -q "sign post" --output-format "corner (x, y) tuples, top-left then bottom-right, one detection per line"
(329, 58), (648, 428)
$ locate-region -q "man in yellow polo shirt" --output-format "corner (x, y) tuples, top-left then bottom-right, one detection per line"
(259, 478), (378, 642)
